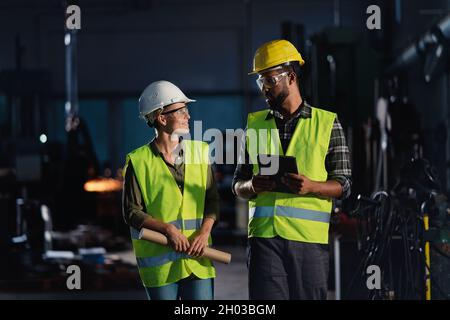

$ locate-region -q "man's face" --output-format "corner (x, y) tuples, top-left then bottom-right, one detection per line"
(257, 68), (290, 111)
(159, 102), (190, 135)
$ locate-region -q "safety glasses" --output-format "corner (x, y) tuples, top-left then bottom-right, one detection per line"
(256, 72), (289, 90)
(161, 105), (189, 116)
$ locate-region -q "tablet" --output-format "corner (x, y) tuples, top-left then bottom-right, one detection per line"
(257, 154), (299, 193)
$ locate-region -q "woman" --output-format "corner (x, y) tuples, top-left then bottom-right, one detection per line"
(122, 80), (219, 300)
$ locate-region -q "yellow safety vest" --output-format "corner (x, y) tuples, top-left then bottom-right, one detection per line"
(124, 140), (215, 288)
(246, 106), (336, 244)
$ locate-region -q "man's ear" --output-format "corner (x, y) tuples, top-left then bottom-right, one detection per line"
(288, 72), (297, 85)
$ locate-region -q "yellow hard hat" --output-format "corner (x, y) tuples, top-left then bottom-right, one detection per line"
(249, 39), (305, 75)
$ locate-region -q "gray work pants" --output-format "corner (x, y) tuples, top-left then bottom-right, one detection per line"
(248, 236), (329, 300)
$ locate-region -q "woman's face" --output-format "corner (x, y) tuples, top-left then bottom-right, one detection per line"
(159, 102), (191, 135)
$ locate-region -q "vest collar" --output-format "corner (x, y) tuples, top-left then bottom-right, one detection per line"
(148, 136), (184, 158)
(265, 100), (311, 121)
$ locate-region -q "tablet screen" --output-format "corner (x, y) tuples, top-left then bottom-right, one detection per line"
(257, 154), (299, 194)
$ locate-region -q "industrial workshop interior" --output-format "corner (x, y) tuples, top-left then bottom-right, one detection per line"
(0, 0), (449, 303)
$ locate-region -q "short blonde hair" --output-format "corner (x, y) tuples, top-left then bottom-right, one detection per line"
(145, 108), (163, 128)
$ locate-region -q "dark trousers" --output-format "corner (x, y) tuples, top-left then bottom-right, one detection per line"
(248, 236), (329, 300)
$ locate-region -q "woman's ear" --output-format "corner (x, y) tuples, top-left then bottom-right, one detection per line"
(157, 114), (166, 127)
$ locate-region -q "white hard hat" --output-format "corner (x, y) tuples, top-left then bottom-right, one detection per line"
(138, 80), (195, 120)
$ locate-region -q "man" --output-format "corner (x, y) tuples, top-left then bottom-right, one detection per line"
(123, 80), (220, 300)
(233, 39), (352, 300)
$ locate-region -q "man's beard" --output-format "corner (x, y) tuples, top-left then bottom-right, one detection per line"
(266, 88), (288, 111)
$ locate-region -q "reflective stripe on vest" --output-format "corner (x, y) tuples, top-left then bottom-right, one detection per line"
(246, 106), (336, 244)
(125, 140), (215, 287)
(249, 206), (330, 223)
(137, 252), (190, 268)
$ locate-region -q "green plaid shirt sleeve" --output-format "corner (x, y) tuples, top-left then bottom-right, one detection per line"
(326, 117), (352, 199)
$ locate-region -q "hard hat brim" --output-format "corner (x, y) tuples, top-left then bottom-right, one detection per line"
(248, 59), (305, 76)
(248, 65), (284, 76)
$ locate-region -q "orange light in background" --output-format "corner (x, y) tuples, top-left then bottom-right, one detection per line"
(84, 178), (123, 193)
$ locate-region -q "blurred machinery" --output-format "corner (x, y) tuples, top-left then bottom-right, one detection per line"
(386, 13), (450, 83)
(349, 158), (450, 300)
(0, 30), (137, 292)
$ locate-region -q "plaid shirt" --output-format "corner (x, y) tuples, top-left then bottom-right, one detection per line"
(233, 101), (352, 199)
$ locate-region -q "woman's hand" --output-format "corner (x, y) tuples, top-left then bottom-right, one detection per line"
(165, 224), (190, 252)
(188, 230), (210, 257)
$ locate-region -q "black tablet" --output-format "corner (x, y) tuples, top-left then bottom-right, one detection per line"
(257, 154), (299, 193)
